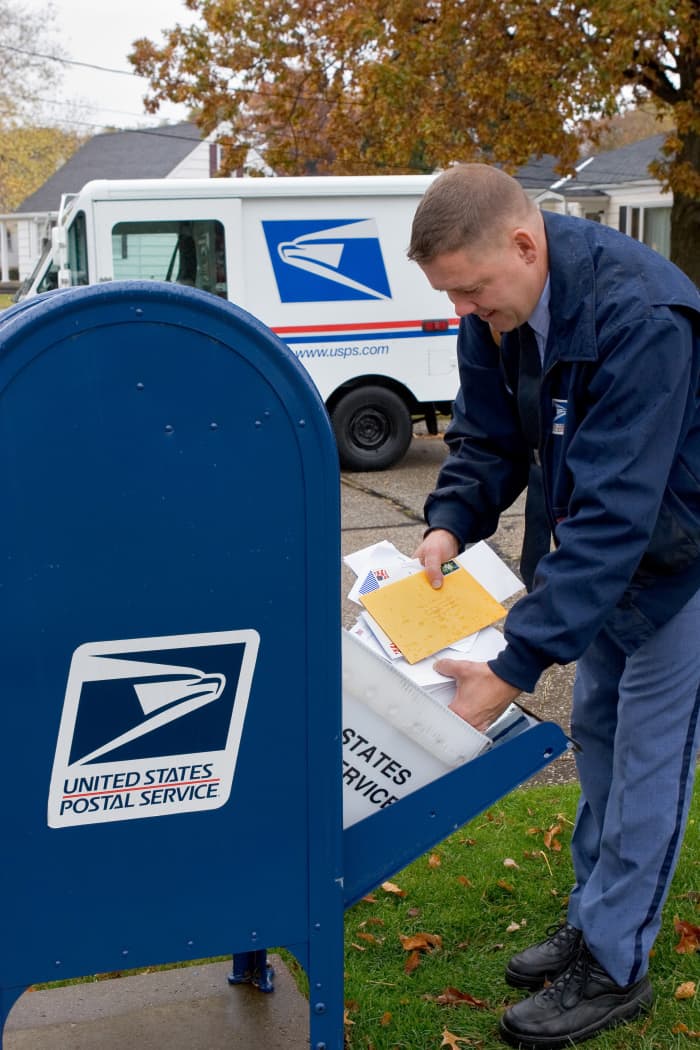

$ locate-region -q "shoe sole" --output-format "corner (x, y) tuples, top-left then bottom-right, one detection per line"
(498, 982), (653, 1049)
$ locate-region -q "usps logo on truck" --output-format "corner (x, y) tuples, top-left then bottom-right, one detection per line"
(262, 218), (392, 302)
(47, 629), (259, 828)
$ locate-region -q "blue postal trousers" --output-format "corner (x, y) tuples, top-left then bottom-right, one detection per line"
(567, 587), (700, 987)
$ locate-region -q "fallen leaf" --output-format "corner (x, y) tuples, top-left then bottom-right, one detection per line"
(543, 824), (563, 851)
(379, 1011), (392, 1026)
(506, 922), (522, 933)
(381, 881), (407, 898)
(497, 879), (515, 893)
(675, 981), (697, 1000)
(674, 916), (700, 954)
(672, 1022), (700, 1037)
(457, 875), (473, 887)
(461, 837), (477, 846)
(350, 942), (366, 952)
(429, 853), (442, 868)
(356, 932), (381, 944)
(503, 858), (520, 869)
(404, 949), (421, 974)
(343, 1007), (355, 1026)
(441, 1028), (471, 1048)
(407, 907), (421, 917)
(427, 986), (488, 1009)
(361, 894), (377, 903)
(399, 932), (443, 952)
(366, 917), (385, 927)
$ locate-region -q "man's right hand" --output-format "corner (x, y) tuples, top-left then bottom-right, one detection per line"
(413, 529), (460, 588)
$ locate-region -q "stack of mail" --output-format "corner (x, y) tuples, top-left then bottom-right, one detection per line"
(340, 540), (533, 827)
(345, 538), (523, 716)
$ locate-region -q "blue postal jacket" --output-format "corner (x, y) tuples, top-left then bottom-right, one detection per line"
(425, 211), (700, 692)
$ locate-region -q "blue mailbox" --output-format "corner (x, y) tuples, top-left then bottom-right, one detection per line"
(0, 283), (568, 1049)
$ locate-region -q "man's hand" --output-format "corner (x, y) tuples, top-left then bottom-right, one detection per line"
(413, 529), (460, 588)
(435, 658), (521, 733)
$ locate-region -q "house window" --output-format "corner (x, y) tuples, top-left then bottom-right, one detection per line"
(642, 207), (672, 259)
(618, 205), (671, 259)
(111, 219), (227, 298)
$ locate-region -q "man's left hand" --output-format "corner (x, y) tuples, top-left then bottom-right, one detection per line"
(434, 658), (521, 733)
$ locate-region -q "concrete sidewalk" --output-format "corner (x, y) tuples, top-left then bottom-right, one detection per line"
(4, 957), (309, 1050)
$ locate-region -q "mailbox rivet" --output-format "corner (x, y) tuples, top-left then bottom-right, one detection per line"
(54, 961), (61, 967)
(187, 940), (194, 948)
(209, 422), (219, 430)
(314, 1002), (326, 1014)
(314, 922), (321, 930)
(298, 419), (306, 427)
(165, 424), (174, 434)
(255, 420), (262, 428)
(316, 1043), (327, 1049)
(136, 382), (144, 391)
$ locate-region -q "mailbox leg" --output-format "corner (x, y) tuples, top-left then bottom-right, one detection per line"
(228, 949), (275, 993)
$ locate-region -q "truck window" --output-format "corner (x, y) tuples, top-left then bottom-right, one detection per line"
(37, 210), (89, 293)
(111, 219), (227, 298)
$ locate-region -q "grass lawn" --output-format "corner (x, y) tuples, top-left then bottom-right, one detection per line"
(335, 780), (700, 1050)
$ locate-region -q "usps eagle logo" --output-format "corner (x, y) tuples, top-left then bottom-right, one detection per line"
(47, 630), (259, 828)
(262, 218), (392, 302)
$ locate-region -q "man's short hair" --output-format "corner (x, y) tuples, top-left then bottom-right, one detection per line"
(408, 163), (535, 264)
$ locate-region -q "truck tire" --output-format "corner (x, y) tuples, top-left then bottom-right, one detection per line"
(331, 386), (412, 471)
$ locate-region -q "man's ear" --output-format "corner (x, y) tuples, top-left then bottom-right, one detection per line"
(513, 227), (538, 263)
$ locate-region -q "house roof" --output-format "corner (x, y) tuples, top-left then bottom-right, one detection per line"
(514, 134), (666, 196)
(16, 122), (204, 214)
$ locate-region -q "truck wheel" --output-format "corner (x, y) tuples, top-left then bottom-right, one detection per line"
(331, 386), (412, 471)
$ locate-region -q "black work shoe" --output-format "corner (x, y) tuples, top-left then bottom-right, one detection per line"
(499, 942), (653, 1049)
(505, 922), (582, 990)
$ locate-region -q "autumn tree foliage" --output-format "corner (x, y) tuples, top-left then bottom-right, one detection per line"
(130, 0), (699, 281)
(0, 0), (64, 124)
(0, 2), (85, 215)
(0, 127), (85, 213)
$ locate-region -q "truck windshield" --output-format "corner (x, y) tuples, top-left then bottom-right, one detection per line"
(111, 219), (227, 298)
(35, 210), (89, 294)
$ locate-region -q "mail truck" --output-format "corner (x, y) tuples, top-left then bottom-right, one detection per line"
(16, 176), (459, 470)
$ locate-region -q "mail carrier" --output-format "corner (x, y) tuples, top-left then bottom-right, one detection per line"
(16, 175), (459, 469)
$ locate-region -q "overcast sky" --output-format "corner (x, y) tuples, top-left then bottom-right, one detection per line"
(22, 0), (195, 131)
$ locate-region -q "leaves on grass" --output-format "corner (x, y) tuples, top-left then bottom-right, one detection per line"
(400, 931), (442, 973)
(457, 875), (473, 887)
(441, 1028), (474, 1048)
(400, 932), (443, 952)
(527, 823), (563, 851)
(429, 853), (442, 868)
(673, 1022), (700, 1038)
(497, 879), (515, 893)
(356, 932), (382, 945)
(503, 857), (520, 869)
(675, 981), (697, 1000)
(424, 986), (488, 1008)
(674, 916), (700, 953)
(543, 824), (563, 851)
(379, 1011), (392, 1026)
(381, 880), (407, 898)
(506, 921), (522, 934)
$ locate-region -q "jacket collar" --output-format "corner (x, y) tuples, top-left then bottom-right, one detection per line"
(542, 210), (599, 365)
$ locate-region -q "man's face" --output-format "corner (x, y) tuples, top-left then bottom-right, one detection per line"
(418, 228), (545, 333)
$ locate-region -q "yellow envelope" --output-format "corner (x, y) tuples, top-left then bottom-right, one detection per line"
(360, 563), (506, 664)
